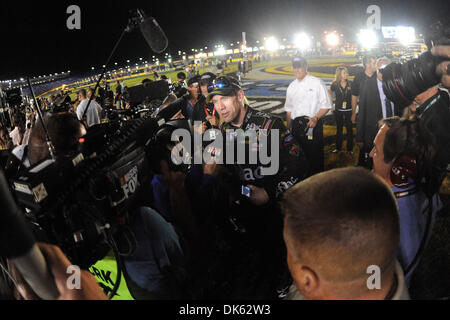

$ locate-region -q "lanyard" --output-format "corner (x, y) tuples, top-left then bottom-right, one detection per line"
(417, 95), (440, 118)
(204, 104), (216, 117)
(337, 82), (349, 98)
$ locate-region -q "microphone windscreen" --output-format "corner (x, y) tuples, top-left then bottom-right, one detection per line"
(140, 17), (168, 54)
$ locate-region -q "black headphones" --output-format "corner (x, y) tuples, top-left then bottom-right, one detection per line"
(389, 120), (418, 188)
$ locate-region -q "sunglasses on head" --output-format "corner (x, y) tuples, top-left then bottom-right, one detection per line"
(213, 77), (240, 90)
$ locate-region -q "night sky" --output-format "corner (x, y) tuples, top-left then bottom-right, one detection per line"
(0, 0), (448, 79)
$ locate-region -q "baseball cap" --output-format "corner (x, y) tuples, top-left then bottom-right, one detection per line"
(199, 72), (216, 85)
(292, 56), (308, 69)
(187, 75), (201, 87)
(206, 76), (242, 103)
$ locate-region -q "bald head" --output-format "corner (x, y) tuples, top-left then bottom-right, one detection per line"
(282, 168), (400, 297)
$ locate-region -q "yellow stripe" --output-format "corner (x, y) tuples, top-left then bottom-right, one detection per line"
(264, 65), (356, 79)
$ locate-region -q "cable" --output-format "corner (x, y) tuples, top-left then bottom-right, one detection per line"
(105, 229), (122, 300)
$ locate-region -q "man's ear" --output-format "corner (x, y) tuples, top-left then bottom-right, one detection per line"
(287, 248), (320, 299)
(296, 266), (320, 299)
(237, 90), (245, 104)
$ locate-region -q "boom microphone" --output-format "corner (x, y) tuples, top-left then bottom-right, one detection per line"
(139, 17), (169, 54)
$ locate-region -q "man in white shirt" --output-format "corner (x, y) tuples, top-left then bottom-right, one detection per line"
(76, 89), (102, 127)
(285, 57), (332, 174)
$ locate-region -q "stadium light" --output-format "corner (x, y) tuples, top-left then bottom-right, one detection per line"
(294, 32), (311, 51)
(214, 47), (226, 56)
(358, 29), (378, 49)
(325, 32), (340, 47)
(265, 37), (279, 52)
(397, 26), (416, 46)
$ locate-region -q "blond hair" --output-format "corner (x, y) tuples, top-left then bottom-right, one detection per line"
(333, 66), (348, 85)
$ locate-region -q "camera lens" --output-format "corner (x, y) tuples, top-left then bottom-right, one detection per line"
(381, 51), (441, 108)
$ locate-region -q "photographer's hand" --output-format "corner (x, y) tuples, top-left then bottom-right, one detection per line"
(193, 122), (207, 135)
(431, 46), (450, 88)
(37, 243), (107, 300)
(13, 243), (107, 300)
(206, 115), (219, 127)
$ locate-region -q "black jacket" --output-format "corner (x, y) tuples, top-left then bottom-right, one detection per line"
(220, 106), (309, 200)
(416, 89), (450, 194)
(356, 76), (401, 148)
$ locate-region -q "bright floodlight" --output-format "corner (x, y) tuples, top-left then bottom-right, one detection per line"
(265, 37), (279, 52)
(358, 29), (378, 49)
(397, 26), (416, 46)
(214, 47), (226, 56)
(294, 33), (311, 51)
(325, 33), (340, 47)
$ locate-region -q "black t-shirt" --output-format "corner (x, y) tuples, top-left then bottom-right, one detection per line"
(115, 85), (122, 96)
(330, 81), (352, 112)
(351, 71), (373, 97)
(192, 95), (219, 125)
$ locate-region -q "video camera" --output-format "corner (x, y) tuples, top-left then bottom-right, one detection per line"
(119, 80), (170, 119)
(382, 20), (450, 107)
(382, 20), (450, 196)
(8, 114), (188, 269)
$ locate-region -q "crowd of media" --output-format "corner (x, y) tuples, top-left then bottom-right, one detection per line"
(0, 20), (449, 301)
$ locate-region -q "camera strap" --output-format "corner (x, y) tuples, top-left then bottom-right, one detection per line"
(204, 104), (216, 118)
(417, 95), (441, 119)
